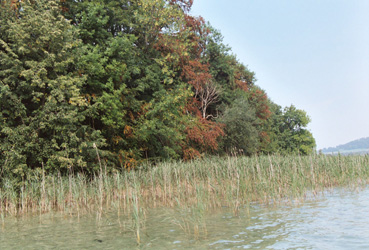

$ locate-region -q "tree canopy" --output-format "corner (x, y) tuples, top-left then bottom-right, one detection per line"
(0, 0), (316, 182)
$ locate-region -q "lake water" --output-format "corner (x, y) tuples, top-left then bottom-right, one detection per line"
(1, 187), (369, 249)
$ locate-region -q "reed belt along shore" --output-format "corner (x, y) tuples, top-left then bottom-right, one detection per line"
(1, 154), (369, 217)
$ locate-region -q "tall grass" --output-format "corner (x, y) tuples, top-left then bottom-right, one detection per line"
(1, 154), (369, 218)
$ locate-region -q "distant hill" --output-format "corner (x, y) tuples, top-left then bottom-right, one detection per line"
(321, 137), (369, 155)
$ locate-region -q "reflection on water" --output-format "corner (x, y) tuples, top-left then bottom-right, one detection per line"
(1, 187), (369, 249)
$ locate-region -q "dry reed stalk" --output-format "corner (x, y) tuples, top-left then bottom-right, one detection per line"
(2, 154), (369, 218)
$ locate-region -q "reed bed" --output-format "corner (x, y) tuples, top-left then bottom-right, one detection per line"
(1, 154), (369, 218)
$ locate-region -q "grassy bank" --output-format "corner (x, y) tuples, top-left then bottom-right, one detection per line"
(1, 154), (369, 218)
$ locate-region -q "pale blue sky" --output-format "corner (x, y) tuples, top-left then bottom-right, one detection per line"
(191, 0), (369, 149)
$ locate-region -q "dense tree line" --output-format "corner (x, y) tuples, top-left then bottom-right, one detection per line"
(322, 137), (369, 153)
(0, 0), (315, 182)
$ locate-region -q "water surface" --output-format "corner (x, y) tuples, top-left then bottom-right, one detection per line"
(1, 187), (369, 249)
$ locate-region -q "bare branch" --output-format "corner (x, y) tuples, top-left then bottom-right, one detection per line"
(197, 81), (221, 119)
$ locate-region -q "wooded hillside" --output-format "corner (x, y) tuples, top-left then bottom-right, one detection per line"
(322, 137), (369, 154)
(0, 0), (316, 181)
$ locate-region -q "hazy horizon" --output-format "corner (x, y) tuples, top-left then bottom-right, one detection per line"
(191, 0), (369, 149)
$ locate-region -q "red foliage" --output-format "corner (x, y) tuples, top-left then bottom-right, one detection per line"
(185, 97), (202, 117)
(154, 17), (211, 89)
(182, 146), (201, 160)
(234, 69), (249, 91)
(8, 0), (20, 9)
(182, 97), (225, 159)
(154, 34), (189, 65)
(185, 115), (225, 152)
(183, 15), (209, 56)
(153, 8), (225, 159)
(248, 88), (271, 120)
(259, 131), (270, 144)
(182, 59), (212, 92)
(235, 79), (248, 92)
(258, 130), (271, 153)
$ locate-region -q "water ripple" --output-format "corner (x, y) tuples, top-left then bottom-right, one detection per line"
(1, 187), (369, 249)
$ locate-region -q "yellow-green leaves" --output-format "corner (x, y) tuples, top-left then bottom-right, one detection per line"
(135, 0), (185, 45)
(0, 0), (103, 180)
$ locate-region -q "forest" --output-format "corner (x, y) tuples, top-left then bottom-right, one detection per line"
(322, 137), (369, 154)
(0, 0), (316, 183)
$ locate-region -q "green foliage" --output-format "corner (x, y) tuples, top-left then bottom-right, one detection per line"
(0, 0), (317, 186)
(274, 105), (316, 155)
(218, 98), (259, 155)
(0, 0), (104, 183)
(136, 84), (192, 159)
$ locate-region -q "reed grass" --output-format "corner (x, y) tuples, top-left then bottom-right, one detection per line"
(1, 154), (369, 218)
